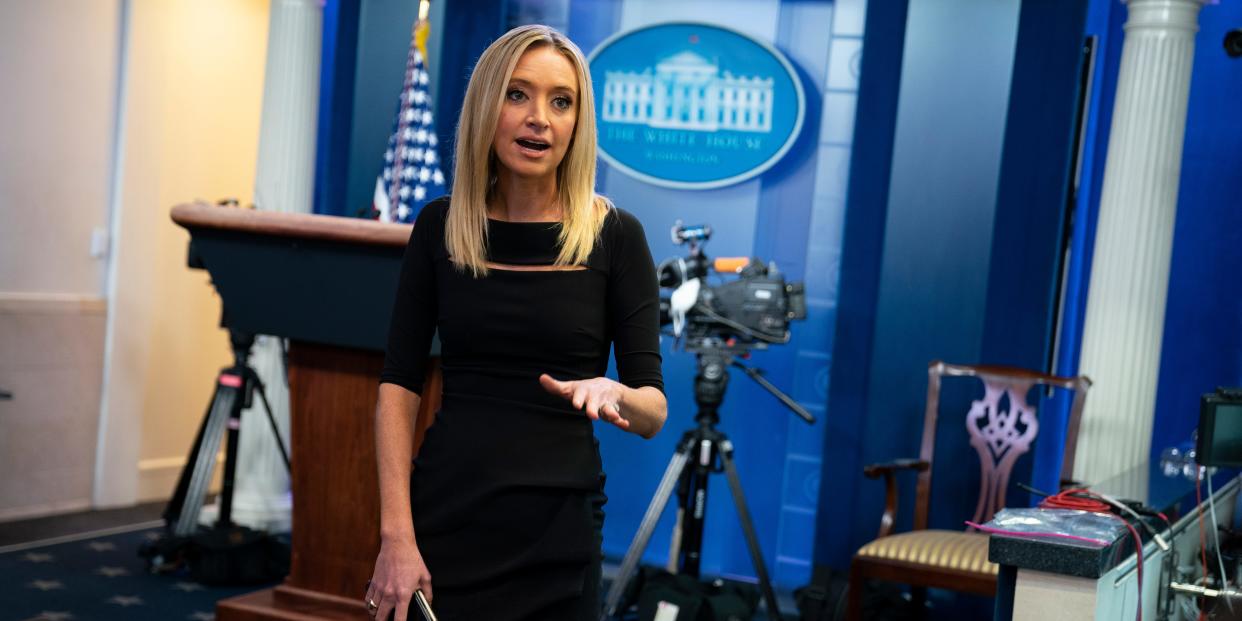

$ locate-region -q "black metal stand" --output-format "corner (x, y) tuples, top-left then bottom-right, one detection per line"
(163, 329), (291, 536)
(601, 350), (814, 621)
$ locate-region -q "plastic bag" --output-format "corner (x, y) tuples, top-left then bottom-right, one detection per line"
(969, 507), (1126, 547)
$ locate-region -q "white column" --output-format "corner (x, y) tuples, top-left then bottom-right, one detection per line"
(200, 0), (321, 533)
(1073, 0), (1206, 484)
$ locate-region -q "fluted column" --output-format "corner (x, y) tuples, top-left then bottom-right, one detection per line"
(1073, 0), (1205, 484)
(200, 0), (321, 532)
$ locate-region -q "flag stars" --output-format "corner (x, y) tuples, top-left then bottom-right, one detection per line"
(404, 108), (416, 122)
(401, 167), (416, 181)
(424, 150), (437, 165)
(433, 170), (445, 185)
(22, 612), (73, 621)
(415, 129), (428, 144)
(413, 186), (427, 201)
(399, 186), (411, 200)
(106, 595), (144, 607)
(27, 579), (65, 591)
(418, 168), (431, 183)
(397, 204), (411, 221)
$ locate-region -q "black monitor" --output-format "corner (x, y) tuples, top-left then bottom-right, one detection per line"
(1197, 388), (1242, 467)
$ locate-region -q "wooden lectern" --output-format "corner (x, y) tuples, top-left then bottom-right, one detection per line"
(171, 202), (440, 621)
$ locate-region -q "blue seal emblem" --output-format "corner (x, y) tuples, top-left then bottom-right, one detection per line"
(588, 22), (806, 190)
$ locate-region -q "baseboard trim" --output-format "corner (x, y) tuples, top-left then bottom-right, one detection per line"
(0, 499), (92, 524)
(0, 292), (106, 313)
(138, 453), (223, 503)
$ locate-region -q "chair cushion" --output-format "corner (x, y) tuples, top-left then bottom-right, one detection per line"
(855, 530), (998, 576)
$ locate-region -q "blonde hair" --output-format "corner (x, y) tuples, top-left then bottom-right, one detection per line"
(446, 24), (612, 277)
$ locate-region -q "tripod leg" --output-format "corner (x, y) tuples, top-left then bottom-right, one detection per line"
(251, 376), (291, 472)
(666, 507), (684, 573)
(164, 383), (222, 527)
(719, 441), (782, 621)
(174, 382), (238, 536)
(601, 449), (691, 621)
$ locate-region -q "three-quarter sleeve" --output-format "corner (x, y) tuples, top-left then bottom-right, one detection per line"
(609, 208), (664, 393)
(379, 201), (443, 395)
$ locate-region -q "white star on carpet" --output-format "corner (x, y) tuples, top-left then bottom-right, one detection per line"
(187, 612), (215, 620)
(22, 552), (54, 563)
(86, 541), (117, 552)
(95, 566), (130, 577)
(172, 581), (204, 592)
(21, 612), (73, 621)
(27, 579), (65, 591)
(106, 595), (144, 607)
(144, 531), (162, 541)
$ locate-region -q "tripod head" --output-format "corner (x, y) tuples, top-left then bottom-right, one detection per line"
(689, 338), (815, 427)
(229, 329), (257, 369)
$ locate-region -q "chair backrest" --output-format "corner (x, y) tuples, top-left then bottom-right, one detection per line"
(911, 361), (1091, 531)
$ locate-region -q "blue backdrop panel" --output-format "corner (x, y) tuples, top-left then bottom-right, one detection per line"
(815, 0), (908, 568)
(571, 0), (856, 588)
(981, 0), (1090, 501)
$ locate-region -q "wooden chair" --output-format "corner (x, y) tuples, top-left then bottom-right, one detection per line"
(846, 361), (1091, 619)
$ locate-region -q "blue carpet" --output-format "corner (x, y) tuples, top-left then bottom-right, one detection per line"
(0, 526), (278, 621)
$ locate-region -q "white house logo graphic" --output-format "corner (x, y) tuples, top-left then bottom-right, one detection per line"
(588, 22), (805, 190)
(602, 51), (775, 133)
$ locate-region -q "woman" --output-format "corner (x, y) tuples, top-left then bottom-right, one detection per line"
(366, 24), (667, 621)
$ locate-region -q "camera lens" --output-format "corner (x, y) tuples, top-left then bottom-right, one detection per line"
(1226, 29), (1242, 59)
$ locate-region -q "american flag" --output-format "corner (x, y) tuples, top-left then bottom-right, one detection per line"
(373, 20), (446, 223)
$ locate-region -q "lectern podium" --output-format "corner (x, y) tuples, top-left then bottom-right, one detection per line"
(171, 202), (441, 621)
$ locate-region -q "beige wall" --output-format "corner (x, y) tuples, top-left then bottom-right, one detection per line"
(0, 1), (119, 296)
(0, 1), (120, 520)
(0, 296), (107, 521)
(96, 0), (270, 506)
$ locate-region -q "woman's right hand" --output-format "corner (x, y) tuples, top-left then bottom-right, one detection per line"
(367, 536), (432, 621)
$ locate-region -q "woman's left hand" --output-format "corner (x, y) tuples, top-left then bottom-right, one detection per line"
(538, 374), (630, 430)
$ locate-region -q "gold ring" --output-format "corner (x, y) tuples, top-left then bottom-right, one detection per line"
(367, 598), (379, 612)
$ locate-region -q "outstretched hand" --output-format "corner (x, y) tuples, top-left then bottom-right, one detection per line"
(539, 374), (630, 430)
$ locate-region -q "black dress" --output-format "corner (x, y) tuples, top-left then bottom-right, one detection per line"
(380, 196), (664, 620)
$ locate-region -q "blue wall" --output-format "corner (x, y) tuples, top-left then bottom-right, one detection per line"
(311, 0), (1242, 597)
(1053, 0), (1242, 472)
(818, 0), (1031, 569)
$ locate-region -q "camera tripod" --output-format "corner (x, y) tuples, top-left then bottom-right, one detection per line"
(601, 348), (815, 621)
(162, 329), (291, 536)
